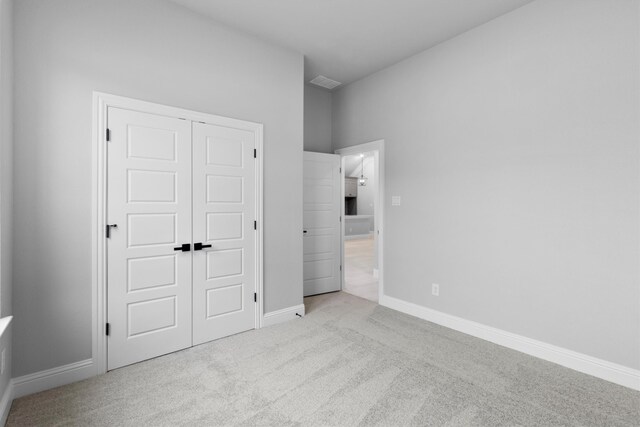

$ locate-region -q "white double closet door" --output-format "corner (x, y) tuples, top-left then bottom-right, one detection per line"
(107, 107), (257, 370)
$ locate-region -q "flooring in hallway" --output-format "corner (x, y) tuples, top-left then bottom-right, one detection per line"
(343, 235), (378, 302)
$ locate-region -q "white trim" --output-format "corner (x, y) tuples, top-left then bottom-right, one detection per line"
(254, 122), (265, 328)
(12, 359), (95, 399)
(262, 304), (305, 327)
(0, 381), (12, 426)
(335, 141), (385, 302)
(92, 92), (264, 375)
(380, 295), (640, 391)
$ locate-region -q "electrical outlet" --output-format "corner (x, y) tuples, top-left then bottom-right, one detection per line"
(432, 283), (440, 297)
(1, 348), (5, 375)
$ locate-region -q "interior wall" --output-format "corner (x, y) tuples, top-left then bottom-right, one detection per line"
(0, 0), (13, 404)
(0, 0), (12, 319)
(333, 0), (640, 369)
(304, 84), (332, 153)
(13, 0), (304, 377)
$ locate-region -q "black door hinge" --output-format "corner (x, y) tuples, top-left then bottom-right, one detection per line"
(340, 265), (342, 271)
(106, 128), (111, 141)
(254, 221), (257, 230)
(253, 149), (257, 158)
(254, 293), (257, 303)
(105, 323), (111, 336)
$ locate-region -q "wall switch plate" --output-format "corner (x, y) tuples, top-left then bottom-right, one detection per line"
(432, 283), (440, 296)
(392, 196), (401, 206)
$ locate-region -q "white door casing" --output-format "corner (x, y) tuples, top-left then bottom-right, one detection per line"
(192, 122), (257, 345)
(106, 107), (193, 370)
(303, 152), (342, 296)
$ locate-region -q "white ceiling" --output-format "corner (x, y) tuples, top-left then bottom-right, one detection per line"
(169, 0), (534, 87)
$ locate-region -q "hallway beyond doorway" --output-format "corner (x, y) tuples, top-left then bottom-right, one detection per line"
(343, 235), (378, 302)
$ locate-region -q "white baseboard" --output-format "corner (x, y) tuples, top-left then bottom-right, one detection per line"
(0, 381), (13, 426)
(12, 359), (95, 399)
(262, 304), (305, 327)
(380, 295), (640, 391)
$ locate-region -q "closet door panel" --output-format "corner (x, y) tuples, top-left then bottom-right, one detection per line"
(192, 122), (256, 345)
(106, 107), (192, 370)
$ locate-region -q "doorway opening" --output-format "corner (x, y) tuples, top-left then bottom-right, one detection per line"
(336, 140), (384, 303)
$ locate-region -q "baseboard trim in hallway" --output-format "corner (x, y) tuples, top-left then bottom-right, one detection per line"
(380, 295), (640, 391)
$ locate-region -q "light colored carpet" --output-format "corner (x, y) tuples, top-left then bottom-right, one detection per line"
(344, 236), (378, 302)
(8, 292), (639, 426)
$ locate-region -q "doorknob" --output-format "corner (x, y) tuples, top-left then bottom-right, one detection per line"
(105, 224), (118, 238)
(194, 243), (212, 251)
(173, 243), (191, 252)
(303, 230), (308, 234)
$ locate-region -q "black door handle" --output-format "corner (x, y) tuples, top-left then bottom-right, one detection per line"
(194, 243), (212, 251)
(174, 243), (191, 252)
(303, 230), (308, 234)
(106, 224), (118, 238)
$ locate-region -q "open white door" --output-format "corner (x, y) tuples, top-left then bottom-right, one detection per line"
(107, 107), (193, 370)
(192, 122), (257, 345)
(303, 152), (341, 296)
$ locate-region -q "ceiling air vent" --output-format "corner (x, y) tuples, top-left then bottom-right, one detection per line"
(310, 75), (341, 90)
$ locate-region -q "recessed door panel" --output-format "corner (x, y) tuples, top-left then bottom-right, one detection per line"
(304, 258), (334, 281)
(127, 214), (176, 247)
(303, 234), (332, 254)
(207, 213), (243, 241)
(193, 122), (256, 346)
(128, 126), (177, 161)
(206, 136), (243, 167)
(206, 249), (243, 279)
(128, 255), (176, 292)
(128, 170), (176, 203)
(107, 107), (192, 371)
(206, 284), (243, 318)
(128, 296), (177, 337)
(207, 175), (243, 203)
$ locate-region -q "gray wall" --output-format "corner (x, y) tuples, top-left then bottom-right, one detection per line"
(304, 85), (332, 153)
(13, 0), (303, 377)
(0, 0), (12, 319)
(333, 0), (639, 369)
(0, 0), (13, 406)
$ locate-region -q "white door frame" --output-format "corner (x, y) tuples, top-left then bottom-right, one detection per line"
(335, 140), (385, 302)
(92, 92), (264, 375)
